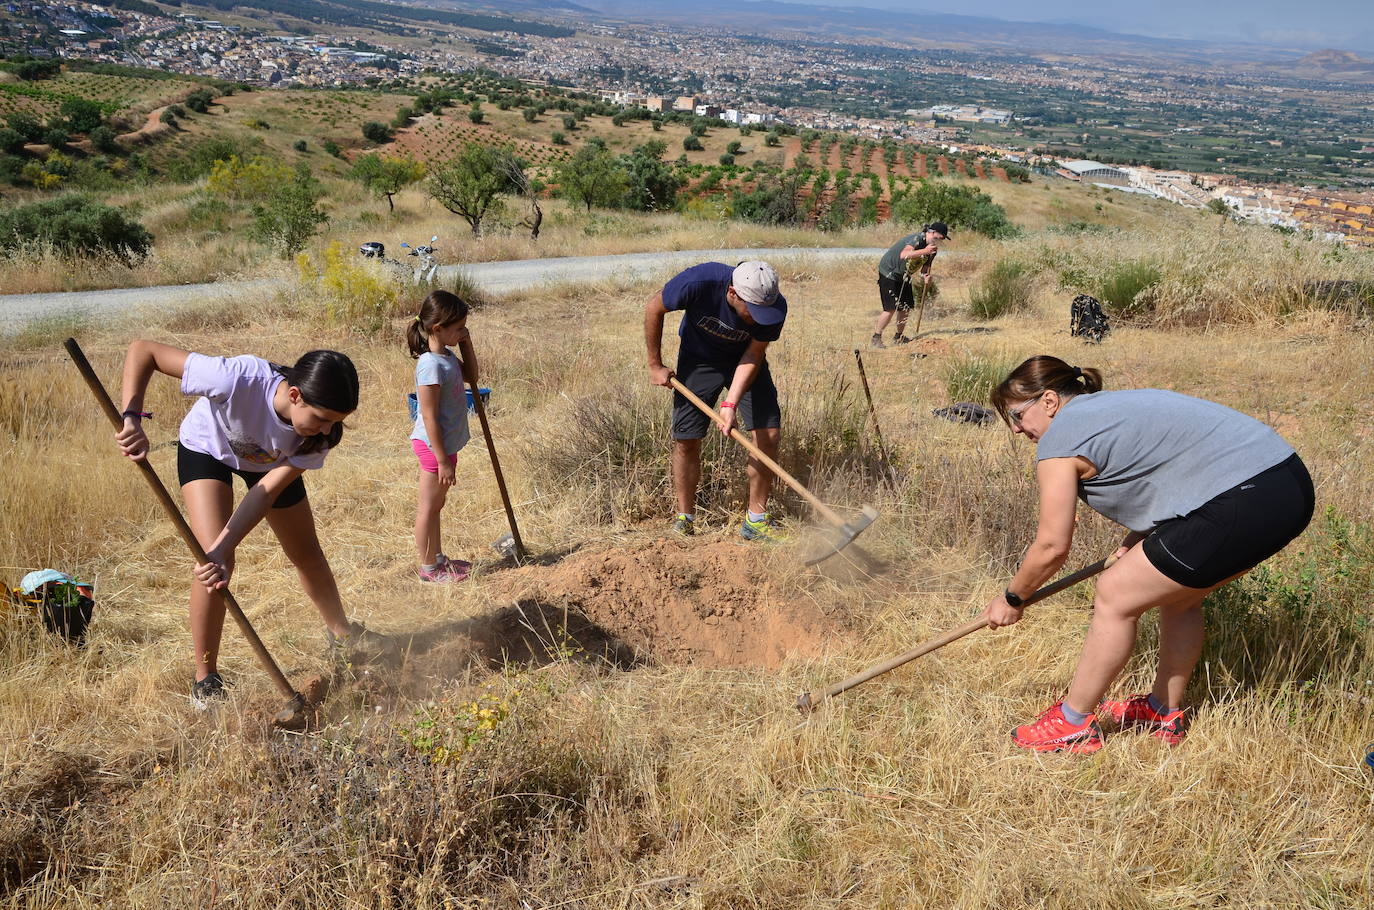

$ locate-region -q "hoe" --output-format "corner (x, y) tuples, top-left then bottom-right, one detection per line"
(670, 377), (878, 565)
(796, 555), (1116, 714)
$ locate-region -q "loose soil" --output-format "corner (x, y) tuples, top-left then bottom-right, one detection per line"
(479, 538), (842, 670)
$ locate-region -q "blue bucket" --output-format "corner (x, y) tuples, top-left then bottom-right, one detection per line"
(1366, 749), (1374, 775)
(407, 388), (490, 421)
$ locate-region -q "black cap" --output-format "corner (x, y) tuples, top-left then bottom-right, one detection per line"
(927, 221), (950, 239)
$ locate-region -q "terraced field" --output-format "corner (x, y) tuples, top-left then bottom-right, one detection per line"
(0, 71), (207, 122)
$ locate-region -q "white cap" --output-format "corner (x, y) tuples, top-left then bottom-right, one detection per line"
(731, 261), (782, 323)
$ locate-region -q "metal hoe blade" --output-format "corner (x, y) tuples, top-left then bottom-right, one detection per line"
(802, 505), (880, 566)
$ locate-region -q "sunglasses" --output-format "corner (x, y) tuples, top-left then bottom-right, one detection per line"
(1008, 393), (1045, 427)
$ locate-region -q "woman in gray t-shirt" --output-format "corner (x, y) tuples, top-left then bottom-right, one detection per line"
(979, 355), (1313, 755)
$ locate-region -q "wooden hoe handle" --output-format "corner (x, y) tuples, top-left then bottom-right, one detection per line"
(796, 555), (1117, 714)
(64, 338), (302, 705)
(668, 376), (844, 526)
(465, 370), (526, 561)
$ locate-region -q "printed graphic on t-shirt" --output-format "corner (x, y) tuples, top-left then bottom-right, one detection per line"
(228, 434), (282, 465)
(694, 314), (751, 345)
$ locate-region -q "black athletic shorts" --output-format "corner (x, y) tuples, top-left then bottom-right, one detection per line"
(878, 273), (916, 312)
(1142, 454), (1314, 589)
(176, 443), (308, 510)
(671, 356), (781, 440)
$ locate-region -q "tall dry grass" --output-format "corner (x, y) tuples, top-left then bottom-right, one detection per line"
(996, 221), (1374, 326)
(1, 234), (1372, 907)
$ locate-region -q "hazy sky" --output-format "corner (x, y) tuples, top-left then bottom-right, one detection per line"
(795, 0), (1374, 53)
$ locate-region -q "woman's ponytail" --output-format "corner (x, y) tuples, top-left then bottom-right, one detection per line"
(990, 355), (1104, 424)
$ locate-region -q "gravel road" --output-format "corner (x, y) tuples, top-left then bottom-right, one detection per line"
(1, 247), (887, 334)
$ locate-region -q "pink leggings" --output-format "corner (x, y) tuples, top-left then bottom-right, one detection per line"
(412, 439), (458, 474)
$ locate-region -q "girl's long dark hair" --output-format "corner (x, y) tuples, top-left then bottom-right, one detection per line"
(406, 290), (471, 358)
(990, 355), (1104, 425)
(274, 350), (359, 454)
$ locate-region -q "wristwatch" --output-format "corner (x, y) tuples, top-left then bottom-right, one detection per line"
(1003, 588), (1024, 608)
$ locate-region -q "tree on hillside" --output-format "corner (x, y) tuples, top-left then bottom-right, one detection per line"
(5, 112), (44, 144)
(555, 141), (628, 213)
(207, 154), (291, 203)
(427, 142), (519, 236)
(361, 121), (393, 144)
(350, 152), (426, 212)
(730, 171), (806, 226)
(251, 164), (328, 258)
(620, 140), (682, 212)
(499, 153), (542, 241)
(891, 180), (1015, 238)
(58, 98), (105, 135)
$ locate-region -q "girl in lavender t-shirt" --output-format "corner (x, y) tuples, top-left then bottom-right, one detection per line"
(406, 290), (478, 582)
(114, 340), (381, 706)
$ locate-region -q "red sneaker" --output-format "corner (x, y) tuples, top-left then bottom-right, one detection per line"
(1099, 694), (1188, 745)
(1011, 702), (1104, 754)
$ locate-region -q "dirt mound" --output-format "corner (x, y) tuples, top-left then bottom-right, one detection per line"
(485, 538), (840, 669)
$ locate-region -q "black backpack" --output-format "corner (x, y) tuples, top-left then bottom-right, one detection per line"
(1070, 294), (1110, 343)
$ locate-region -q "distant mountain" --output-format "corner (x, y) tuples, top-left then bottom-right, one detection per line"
(1297, 49), (1372, 67)
(432, 0), (594, 15)
(575, 0), (1300, 63)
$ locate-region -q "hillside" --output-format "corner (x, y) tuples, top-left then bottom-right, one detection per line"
(0, 67), (1184, 297)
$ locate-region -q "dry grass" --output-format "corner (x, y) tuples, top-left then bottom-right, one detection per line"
(1, 227), (1372, 908)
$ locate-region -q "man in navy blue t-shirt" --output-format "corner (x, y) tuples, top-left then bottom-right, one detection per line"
(645, 260), (787, 540)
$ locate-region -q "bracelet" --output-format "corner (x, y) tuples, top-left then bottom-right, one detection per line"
(122, 410), (152, 420)
(720, 401), (736, 409)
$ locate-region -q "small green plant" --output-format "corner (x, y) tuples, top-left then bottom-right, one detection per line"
(968, 259), (1034, 320)
(942, 351), (1015, 403)
(400, 690), (514, 764)
(1095, 259), (1161, 318)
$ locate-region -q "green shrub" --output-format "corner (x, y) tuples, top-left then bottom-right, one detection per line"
(968, 259), (1034, 320)
(6, 112), (43, 143)
(0, 127), (24, 154)
(1094, 259), (1161, 318)
(89, 125), (118, 153)
(361, 121), (393, 144)
(942, 351), (1016, 403)
(0, 193), (152, 264)
(58, 98), (105, 134)
(184, 89), (215, 114)
(683, 135), (703, 152)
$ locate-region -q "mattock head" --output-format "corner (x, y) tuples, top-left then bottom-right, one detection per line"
(802, 505), (879, 566)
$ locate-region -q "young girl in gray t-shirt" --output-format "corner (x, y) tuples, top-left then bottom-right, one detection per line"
(406, 290), (478, 583)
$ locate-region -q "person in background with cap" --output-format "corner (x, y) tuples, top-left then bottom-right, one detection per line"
(871, 221), (948, 349)
(645, 260), (788, 540)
